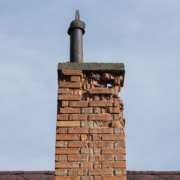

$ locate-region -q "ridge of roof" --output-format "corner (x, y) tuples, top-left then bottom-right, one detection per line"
(1, 170), (180, 174)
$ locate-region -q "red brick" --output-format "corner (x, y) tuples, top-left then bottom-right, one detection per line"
(109, 107), (120, 113)
(102, 122), (110, 127)
(70, 76), (81, 82)
(68, 142), (87, 147)
(55, 176), (78, 180)
(93, 121), (101, 127)
(80, 177), (93, 180)
(68, 155), (88, 161)
(56, 141), (67, 147)
(58, 94), (81, 101)
(112, 121), (123, 128)
(113, 114), (120, 120)
(56, 128), (68, 133)
(61, 101), (69, 107)
(56, 134), (79, 141)
(69, 114), (87, 120)
(114, 155), (126, 161)
(94, 95), (101, 101)
(69, 101), (88, 107)
(89, 114), (112, 121)
(81, 148), (93, 154)
(89, 88), (114, 94)
(81, 108), (93, 114)
(55, 162), (79, 168)
(81, 121), (93, 127)
(56, 121), (80, 127)
(94, 162), (100, 169)
(81, 135), (88, 141)
(55, 169), (67, 175)
(68, 169), (87, 175)
(94, 107), (101, 114)
(89, 128), (112, 134)
(114, 169), (123, 175)
(102, 134), (124, 141)
(89, 142), (113, 148)
(60, 108), (80, 114)
(114, 141), (125, 148)
(102, 176), (126, 180)
(57, 114), (68, 120)
(114, 128), (123, 134)
(93, 148), (101, 155)
(94, 176), (101, 180)
(101, 108), (108, 113)
(68, 128), (89, 134)
(114, 101), (120, 107)
(102, 162), (126, 169)
(59, 82), (81, 88)
(56, 148), (79, 155)
(89, 155), (113, 162)
(61, 69), (82, 75)
(89, 169), (112, 175)
(102, 148), (126, 155)
(79, 162), (92, 169)
(92, 134), (101, 141)
(89, 101), (113, 107)
(55, 155), (67, 161)
(58, 88), (69, 94)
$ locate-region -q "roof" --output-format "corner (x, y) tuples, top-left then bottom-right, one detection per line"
(0, 171), (180, 180)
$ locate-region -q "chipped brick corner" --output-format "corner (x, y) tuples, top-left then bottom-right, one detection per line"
(55, 63), (126, 180)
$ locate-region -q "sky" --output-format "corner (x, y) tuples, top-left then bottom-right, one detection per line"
(0, 0), (180, 171)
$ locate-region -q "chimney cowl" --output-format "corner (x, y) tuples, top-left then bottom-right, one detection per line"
(68, 10), (85, 35)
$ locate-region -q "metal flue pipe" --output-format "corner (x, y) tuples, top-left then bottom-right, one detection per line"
(68, 10), (86, 63)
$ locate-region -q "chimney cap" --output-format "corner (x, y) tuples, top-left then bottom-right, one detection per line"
(68, 10), (86, 35)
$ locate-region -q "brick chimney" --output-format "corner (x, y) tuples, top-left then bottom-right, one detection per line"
(54, 11), (126, 180)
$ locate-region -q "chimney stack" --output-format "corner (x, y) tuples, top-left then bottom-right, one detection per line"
(55, 11), (126, 180)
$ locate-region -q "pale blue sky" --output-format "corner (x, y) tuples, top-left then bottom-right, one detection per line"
(0, 0), (180, 171)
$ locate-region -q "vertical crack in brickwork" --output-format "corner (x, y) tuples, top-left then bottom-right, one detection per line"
(55, 69), (126, 180)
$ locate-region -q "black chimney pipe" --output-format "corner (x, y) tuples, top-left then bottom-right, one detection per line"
(68, 10), (85, 63)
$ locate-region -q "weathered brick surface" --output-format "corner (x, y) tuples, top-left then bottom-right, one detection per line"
(102, 148), (126, 155)
(68, 128), (88, 134)
(69, 101), (88, 107)
(68, 142), (87, 147)
(68, 169), (88, 175)
(69, 114), (87, 120)
(89, 169), (112, 175)
(58, 94), (81, 101)
(89, 101), (113, 107)
(89, 114), (112, 121)
(89, 155), (113, 162)
(55, 68), (126, 180)
(70, 76), (81, 82)
(89, 128), (112, 134)
(89, 141), (113, 148)
(59, 82), (81, 89)
(102, 134), (124, 140)
(61, 69), (82, 75)
(56, 134), (79, 141)
(89, 88), (114, 94)
(56, 148), (79, 155)
(56, 121), (80, 127)
(59, 108), (80, 114)
(102, 162), (126, 168)
(68, 155), (88, 161)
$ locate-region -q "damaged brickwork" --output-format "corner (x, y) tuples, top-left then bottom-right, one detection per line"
(55, 63), (126, 180)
